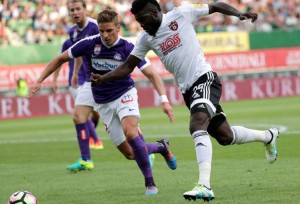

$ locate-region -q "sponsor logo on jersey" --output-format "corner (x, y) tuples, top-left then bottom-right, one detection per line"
(92, 60), (118, 70)
(94, 44), (101, 55)
(193, 4), (206, 8)
(168, 21), (178, 31)
(160, 33), (181, 55)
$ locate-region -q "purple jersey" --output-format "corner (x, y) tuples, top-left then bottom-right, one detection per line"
(68, 17), (99, 82)
(69, 35), (150, 104)
(61, 39), (86, 86)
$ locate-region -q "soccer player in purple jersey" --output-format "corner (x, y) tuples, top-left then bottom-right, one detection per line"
(52, 38), (102, 149)
(90, 0), (279, 201)
(29, 9), (177, 195)
(61, 0), (104, 172)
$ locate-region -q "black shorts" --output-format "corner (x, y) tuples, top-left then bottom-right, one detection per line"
(182, 71), (224, 119)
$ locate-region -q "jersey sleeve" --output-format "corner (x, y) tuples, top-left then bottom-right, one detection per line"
(137, 57), (151, 71)
(68, 39), (88, 59)
(130, 32), (150, 61)
(174, 4), (209, 23)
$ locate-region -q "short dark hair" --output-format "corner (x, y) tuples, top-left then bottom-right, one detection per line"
(97, 9), (119, 25)
(69, 0), (86, 8)
(130, 0), (161, 15)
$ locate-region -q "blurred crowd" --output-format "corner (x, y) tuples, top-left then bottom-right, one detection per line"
(0, 0), (300, 45)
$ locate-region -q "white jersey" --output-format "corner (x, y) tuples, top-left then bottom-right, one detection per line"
(131, 4), (212, 93)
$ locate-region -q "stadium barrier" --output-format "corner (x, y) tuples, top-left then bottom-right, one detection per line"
(1, 75), (299, 120)
(1, 47), (300, 90)
(1, 29), (300, 66)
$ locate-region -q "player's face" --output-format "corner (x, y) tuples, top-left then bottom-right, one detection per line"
(134, 7), (161, 36)
(69, 2), (86, 27)
(98, 22), (120, 46)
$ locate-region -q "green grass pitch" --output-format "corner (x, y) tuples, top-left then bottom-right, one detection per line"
(1, 96), (300, 204)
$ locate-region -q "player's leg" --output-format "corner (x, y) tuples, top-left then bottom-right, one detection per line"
(182, 72), (218, 201)
(66, 82), (95, 171)
(138, 128), (177, 170)
(66, 104), (94, 171)
(87, 111), (104, 150)
(118, 88), (158, 195)
(208, 113), (279, 163)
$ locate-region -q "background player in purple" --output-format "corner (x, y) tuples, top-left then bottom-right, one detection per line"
(52, 38), (102, 148)
(29, 9), (177, 195)
(62, 0), (104, 172)
(91, 0), (279, 201)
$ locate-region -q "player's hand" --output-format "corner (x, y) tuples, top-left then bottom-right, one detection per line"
(239, 12), (258, 22)
(51, 81), (58, 93)
(91, 73), (104, 85)
(161, 102), (175, 123)
(28, 82), (41, 99)
(71, 75), (78, 88)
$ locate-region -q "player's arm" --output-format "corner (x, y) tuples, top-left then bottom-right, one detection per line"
(28, 51), (70, 98)
(91, 54), (140, 85)
(208, 2), (257, 22)
(51, 65), (62, 93)
(141, 65), (175, 123)
(71, 57), (83, 88)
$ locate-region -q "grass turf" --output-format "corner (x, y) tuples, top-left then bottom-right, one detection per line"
(1, 96), (300, 204)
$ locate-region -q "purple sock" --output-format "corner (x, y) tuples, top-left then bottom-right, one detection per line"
(75, 123), (91, 161)
(87, 119), (99, 142)
(128, 136), (155, 187)
(145, 142), (165, 154)
(139, 133), (164, 154)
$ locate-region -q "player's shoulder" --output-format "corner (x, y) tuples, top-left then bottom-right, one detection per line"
(87, 17), (98, 27)
(63, 38), (72, 47)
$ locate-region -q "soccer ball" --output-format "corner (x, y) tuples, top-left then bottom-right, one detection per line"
(7, 191), (38, 204)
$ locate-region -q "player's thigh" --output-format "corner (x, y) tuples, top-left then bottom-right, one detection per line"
(117, 88), (140, 139)
(96, 103), (126, 147)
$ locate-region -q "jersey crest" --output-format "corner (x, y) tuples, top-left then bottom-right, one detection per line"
(94, 44), (101, 55)
(168, 21), (178, 31)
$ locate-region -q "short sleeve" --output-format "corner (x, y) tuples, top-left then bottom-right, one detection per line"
(174, 4), (209, 23)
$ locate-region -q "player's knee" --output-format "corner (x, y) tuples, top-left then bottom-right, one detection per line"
(189, 118), (209, 134)
(72, 112), (85, 124)
(213, 133), (233, 146)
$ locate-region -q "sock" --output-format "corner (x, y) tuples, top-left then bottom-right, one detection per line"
(138, 132), (164, 155)
(128, 136), (155, 187)
(231, 126), (271, 144)
(92, 117), (99, 128)
(87, 119), (99, 142)
(75, 123), (91, 161)
(192, 130), (212, 189)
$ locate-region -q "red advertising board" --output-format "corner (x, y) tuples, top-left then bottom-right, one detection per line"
(1, 76), (299, 120)
(1, 47), (300, 89)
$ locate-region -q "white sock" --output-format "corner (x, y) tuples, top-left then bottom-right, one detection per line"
(192, 130), (212, 189)
(231, 126), (271, 144)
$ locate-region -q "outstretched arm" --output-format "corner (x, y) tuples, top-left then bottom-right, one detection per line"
(28, 50), (71, 98)
(71, 57), (82, 88)
(141, 65), (175, 123)
(91, 54), (140, 85)
(208, 2), (257, 22)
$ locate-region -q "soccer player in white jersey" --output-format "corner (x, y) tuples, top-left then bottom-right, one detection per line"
(29, 9), (177, 196)
(90, 0), (279, 201)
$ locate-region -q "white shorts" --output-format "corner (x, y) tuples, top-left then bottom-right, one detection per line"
(94, 87), (140, 147)
(69, 86), (79, 99)
(74, 82), (96, 108)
